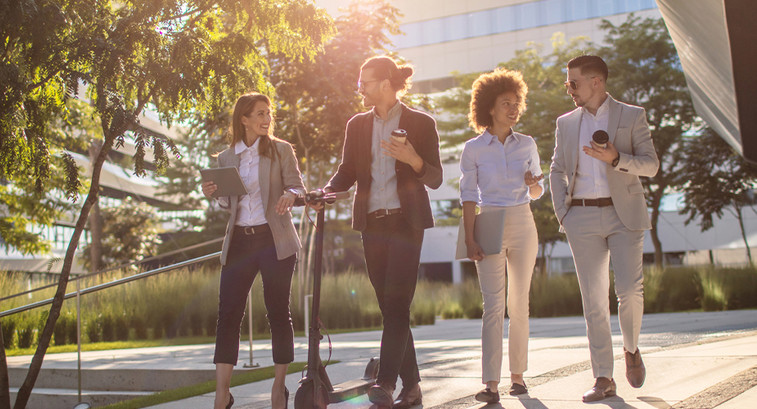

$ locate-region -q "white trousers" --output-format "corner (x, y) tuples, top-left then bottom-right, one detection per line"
(475, 204), (537, 383)
(562, 205), (644, 379)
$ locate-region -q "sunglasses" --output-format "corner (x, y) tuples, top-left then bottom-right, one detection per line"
(564, 76), (598, 90)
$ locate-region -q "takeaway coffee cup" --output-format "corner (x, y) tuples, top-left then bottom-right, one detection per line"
(592, 130), (609, 148)
(391, 129), (407, 144)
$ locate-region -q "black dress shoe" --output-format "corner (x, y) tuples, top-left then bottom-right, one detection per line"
(474, 387), (500, 403)
(508, 382), (528, 396)
(393, 383), (422, 409)
(582, 377), (616, 402)
(226, 392), (234, 409)
(368, 383), (395, 407)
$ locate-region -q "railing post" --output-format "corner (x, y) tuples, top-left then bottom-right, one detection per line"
(75, 273), (91, 408)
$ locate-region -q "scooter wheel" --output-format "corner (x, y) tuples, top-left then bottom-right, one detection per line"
(294, 381), (329, 409)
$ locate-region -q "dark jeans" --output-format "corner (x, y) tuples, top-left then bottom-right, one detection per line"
(214, 227), (296, 365)
(362, 213), (424, 389)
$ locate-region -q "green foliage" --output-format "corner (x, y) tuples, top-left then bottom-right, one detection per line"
(1, 0), (334, 253)
(81, 197), (163, 270)
(599, 15), (700, 266)
(6, 265), (757, 352)
(677, 129), (757, 263)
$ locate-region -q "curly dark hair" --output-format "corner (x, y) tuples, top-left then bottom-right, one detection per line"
(468, 68), (528, 133)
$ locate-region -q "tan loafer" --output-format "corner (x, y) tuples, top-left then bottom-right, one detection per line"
(368, 383), (395, 408)
(625, 348), (646, 388)
(582, 377), (616, 402)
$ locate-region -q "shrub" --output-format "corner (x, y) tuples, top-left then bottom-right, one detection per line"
(2, 318), (17, 349)
(54, 313), (72, 346)
(86, 315), (102, 343)
(115, 315), (130, 341)
(17, 321), (36, 349)
(529, 273), (583, 317)
(651, 267), (702, 312)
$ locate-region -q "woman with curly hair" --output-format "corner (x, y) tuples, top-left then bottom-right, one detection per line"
(459, 68), (543, 402)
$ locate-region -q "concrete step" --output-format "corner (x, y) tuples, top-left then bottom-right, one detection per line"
(8, 367), (216, 391)
(10, 387), (153, 409)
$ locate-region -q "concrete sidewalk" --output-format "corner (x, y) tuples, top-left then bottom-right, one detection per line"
(7, 310), (757, 408)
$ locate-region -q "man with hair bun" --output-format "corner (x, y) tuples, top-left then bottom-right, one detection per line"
(550, 55), (659, 402)
(322, 55), (443, 409)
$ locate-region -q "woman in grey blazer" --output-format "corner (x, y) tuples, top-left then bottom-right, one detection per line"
(202, 93), (305, 409)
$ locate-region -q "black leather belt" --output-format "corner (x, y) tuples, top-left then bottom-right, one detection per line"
(368, 208), (402, 218)
(234, 224), (271, 235)
(571, 198), (613, 207)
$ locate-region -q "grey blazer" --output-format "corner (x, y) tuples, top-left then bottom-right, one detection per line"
(216, 138), (305, 264)
(549, 95), (659, 231)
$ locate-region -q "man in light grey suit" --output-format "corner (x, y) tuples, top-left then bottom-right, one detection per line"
(550, 55), (659, 402)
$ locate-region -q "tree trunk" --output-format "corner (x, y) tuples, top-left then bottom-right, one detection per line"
(649, 191), (664, 268)
(1, 325), (10, 409)
(734, 205), (753, 264)
(12, 133), (116, 409)
(88, 142), (104, 272)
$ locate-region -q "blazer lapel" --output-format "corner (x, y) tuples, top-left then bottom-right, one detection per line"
(259, 153), (271, 211)
(569, 110), (582, 177)
(359, 113), (373, 176)
(607, 96), (621, 144)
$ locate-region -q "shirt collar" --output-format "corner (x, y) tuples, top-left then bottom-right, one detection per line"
(582, 93), (611, 118)
(234, 137), (260, 155)
(372, 100), (403, 121)
(483, 129), (519, 145)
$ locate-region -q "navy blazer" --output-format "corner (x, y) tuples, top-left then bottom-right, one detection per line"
(326, 103), (443, 231)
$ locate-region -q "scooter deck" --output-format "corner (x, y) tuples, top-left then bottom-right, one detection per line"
(327, 378), (376, 403)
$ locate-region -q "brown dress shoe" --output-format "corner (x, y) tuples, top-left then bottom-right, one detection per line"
(582, 377), (616, 402)
(392, 383), (422, 409)
(625, 348), (646, 388)
(368, 383), (395, 408)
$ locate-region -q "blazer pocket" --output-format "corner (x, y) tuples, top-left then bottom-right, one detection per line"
(627, 183), (644, 195)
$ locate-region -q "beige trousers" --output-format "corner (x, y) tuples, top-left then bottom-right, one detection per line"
(475, 204), (538, 383)
(562, 205), (644, 379)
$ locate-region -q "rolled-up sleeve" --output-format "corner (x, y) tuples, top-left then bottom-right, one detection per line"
(459, 143), (480, 204)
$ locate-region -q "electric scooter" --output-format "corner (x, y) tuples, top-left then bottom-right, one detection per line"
(293, 190), (380, 409)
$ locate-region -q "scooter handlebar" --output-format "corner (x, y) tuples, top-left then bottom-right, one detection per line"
(293, 189), (350, 207)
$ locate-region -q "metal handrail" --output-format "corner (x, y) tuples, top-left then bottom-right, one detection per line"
(0, 237), (224, 302)
(0, 251), (220, 318)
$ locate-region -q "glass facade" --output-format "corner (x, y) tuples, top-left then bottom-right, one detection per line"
(390, 0), (658, 49)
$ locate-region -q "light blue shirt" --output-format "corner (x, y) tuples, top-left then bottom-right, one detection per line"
(368, 101), (403, 212)
(459, 130), (543, 206)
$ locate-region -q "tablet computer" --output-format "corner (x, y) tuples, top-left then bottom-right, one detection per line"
(455, 208), (506, 260)
(200, 167), (248, 198)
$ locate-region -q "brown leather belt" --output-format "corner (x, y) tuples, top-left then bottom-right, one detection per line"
(571, 197), (613, 207)
(234, 224), (271, 235)
(368, 208), (402, 218)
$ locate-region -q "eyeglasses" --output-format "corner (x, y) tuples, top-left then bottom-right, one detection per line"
(357, 79), (382, 90)
(564, 76), (598, 90)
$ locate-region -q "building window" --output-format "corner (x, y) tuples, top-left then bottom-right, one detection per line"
(391, 0), (658, 49)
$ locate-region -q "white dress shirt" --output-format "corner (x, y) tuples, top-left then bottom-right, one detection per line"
(459, 130), (543, 206)
(233, 138), (267, 226)
(573, 95), (611, 199)
(368, 101), (403, 213)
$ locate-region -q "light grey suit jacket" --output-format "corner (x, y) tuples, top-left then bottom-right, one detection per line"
(217, 138), (305, 264)
(549, 95), (659, 231)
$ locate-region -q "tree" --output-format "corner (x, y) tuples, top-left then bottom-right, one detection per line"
(0, 1), (332, 407)
(599, 15), (700, 268)
(81, 197), (163, 270)
(677, 129), (757, 264)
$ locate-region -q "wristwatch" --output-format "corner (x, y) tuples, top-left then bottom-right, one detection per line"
(611, 153), (620, 168)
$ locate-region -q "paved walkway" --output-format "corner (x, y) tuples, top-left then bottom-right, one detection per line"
(7, 310), (757, 408)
